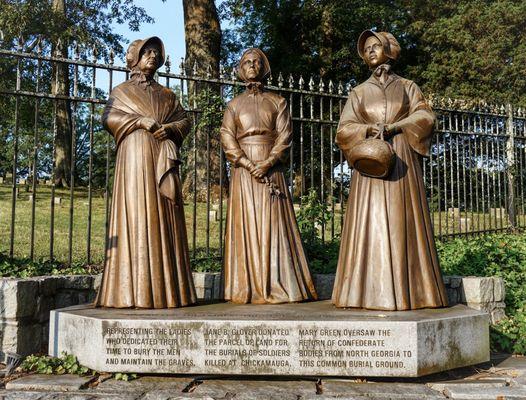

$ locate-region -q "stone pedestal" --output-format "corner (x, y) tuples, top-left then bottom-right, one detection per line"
(49, 301), (489, 377)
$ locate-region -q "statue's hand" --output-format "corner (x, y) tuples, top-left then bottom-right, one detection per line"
(366, 123), (382, 137)
(385, 123), (400, 137)
(238, 157), (256, 173)
(140, 117), (161, 132)
(251, 160), (272, 180)
(152, 125), (170, 141)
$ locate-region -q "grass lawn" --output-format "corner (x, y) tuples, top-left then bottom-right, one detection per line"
(0, 184), (523, 266)
(0, 184), (226, 265)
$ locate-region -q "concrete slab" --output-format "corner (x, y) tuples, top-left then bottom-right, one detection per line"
(320, 381), (445, 399)
(427, 378), (509, 392)
(5, 374), (94, 392)
(190, 378), (316, 399)
(495, 355), (526, 375)
(95, 376), (190, 393)
(49, 302), (489, 377)
(0, 390), (140, 399)
(444, 386), (526, 399)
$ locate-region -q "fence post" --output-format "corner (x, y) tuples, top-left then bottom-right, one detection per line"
(506, 103), (517, 230)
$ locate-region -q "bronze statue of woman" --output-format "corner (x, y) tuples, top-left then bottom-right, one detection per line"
(96, 37), (197, 308)
(332, 31), (448, 310)
(220, 48), (317, 304)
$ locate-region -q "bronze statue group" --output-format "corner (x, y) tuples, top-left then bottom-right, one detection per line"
(95, 31), (448, 312)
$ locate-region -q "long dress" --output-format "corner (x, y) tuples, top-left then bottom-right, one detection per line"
(221, 88), (318, 304)
(96, 77), (197, 308)
(332, 71), (448, 310)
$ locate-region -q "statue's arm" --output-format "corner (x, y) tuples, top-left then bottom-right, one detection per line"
(335, 90), (369, 156)
(391, 82), (435, 156)
(220, 104), (253, 170)
(102, 95), (143, 145)
(165, 100), (191, 146)
(265, 97), (292, 167)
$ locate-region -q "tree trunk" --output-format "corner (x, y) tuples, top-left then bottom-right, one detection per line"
(51, 0), (72, 187)
(182, 0), (226, 202)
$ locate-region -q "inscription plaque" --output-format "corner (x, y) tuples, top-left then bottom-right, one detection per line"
(49, 301), (489, 377)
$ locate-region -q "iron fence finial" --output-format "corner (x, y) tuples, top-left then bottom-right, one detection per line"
(165, 55), (171, 73)
(92, 44), (98, 62)
(179, 58), (185, 75)
(36, 38), (43, 55)
(298, 75), (304, 89)
(288, 74), (294, 89)
(308, 75), (315, 91)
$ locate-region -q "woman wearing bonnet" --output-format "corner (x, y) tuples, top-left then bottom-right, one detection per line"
(96, 37), (197, 308)
(220, 48), (317, 304)
(332, 31), (448, 310)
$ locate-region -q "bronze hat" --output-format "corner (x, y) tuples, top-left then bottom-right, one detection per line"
(357, 30), (401, 62)
(238, 48), (271, 82)
(126, 36), (166, 70)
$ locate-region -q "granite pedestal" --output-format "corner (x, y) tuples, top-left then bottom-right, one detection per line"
(49, 301), (489, 377)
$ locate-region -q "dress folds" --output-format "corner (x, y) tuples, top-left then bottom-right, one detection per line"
(332, 72), (448, 310)
(221, 89), (317, 304)
(96, 79), (197, 308)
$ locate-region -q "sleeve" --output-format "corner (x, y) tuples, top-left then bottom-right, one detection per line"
(102, 94), (142, 146)
(166, 100), (191, 147)
(395, 82), (435, 156)
(266, 97), (292, 166)
(335, 90), (369, 159)
(220, 104), (249, 167)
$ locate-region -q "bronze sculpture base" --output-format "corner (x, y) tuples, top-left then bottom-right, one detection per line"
(50, 301), (488, 377)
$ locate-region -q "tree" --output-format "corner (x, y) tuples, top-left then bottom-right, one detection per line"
(182, 0), (225, 201)
(0, 0), (154, 186)
(404, 0), (526, 105)
(219, 0), (406, 83)
(220, 0), (526, 106)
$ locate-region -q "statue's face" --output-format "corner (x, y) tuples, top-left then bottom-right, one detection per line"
(138, 42), (161, 75)
(363, 36), (388, 68)
(241, 52), (262, 81)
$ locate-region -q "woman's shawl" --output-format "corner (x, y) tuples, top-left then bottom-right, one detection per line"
(102, 80), (189, 202)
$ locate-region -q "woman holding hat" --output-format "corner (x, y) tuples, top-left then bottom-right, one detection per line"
(332, 31), (448, 310)
(96, 37), (197, 308)
(220, 48), (317, 304)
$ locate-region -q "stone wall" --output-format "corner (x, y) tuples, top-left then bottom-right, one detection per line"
(0, 275), (99, 363)
(0, 273), (505, 362)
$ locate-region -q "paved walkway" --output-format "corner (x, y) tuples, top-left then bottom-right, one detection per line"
(1, 354), (525, 399)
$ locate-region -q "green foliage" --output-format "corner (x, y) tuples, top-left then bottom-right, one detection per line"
(436, 233), (526, 354)
(219, 0), (402, 83)
(436, 234), (526, 313)
(20, 353), (90, 375)
(220, 0), (526, 106)
(191, 248), (222, 273)
(296, 188), (339, 274)
(0, 252), (101, 278)
(113, 372), (137, 381)
(491, 307), (526, 355)
(406, 0), (526, 105)
(0, 0), (154, 56)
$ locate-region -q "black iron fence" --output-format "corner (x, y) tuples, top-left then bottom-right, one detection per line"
(0, 43), (524, 265)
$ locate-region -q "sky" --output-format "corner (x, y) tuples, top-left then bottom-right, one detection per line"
(112, 0), (187, 67)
